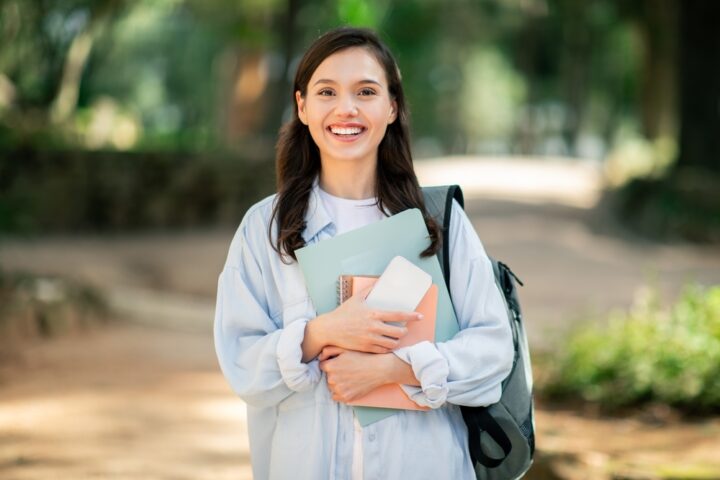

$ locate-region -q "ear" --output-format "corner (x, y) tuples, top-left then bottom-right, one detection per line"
(388, 99), (398, 125)
(295, 91), (308, 125)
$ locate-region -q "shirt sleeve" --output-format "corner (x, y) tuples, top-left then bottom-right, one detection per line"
(213, 210), (322, 408)
(393, 200), (514, 408)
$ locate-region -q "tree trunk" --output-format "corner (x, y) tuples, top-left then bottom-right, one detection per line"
(559, 0), (593, 156)
(50, 28), (96, 124)
(638, 0), (678, 141)
(677, 0), (720, 172)
(49, 1), (125, 125)
(262, 0), (300, 134)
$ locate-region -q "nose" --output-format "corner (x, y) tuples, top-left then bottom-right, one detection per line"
(336, 93), (358, 117)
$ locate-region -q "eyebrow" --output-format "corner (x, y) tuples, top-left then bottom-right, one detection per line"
(312, 78), (383, 87)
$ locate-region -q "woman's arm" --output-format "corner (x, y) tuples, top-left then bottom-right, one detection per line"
(311, 200), (514, 408)
(301, 287), (422, 362)
(391, 200), (514, 409)
(215, 208), (322, 408)
(215, 205), (423, 407)
(317, 346), (420, 403)
(215, 266), (312, 408)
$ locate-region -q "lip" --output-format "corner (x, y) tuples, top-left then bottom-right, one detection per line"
(328, 122), (365, 128)
(326, 122), (367, 142)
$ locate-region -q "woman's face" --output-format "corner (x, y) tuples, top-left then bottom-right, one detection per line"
(296, 47), (397, 170)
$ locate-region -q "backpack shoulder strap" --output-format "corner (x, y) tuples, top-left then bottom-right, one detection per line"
(425, 184), (533, 475)
(421, 185), (464, 289)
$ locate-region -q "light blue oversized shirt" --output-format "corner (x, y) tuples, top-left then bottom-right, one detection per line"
(214, 184), (514, 480)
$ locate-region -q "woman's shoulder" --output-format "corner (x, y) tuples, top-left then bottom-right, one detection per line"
(239, 193), (278, 230)
(230, 193), (277, 247)
(224, 194), (278, 268)
(448, 198), (471, 231)
(447, 197), (489, 261)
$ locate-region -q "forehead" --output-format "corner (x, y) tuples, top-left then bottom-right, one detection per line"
(310, 47), (388, 85)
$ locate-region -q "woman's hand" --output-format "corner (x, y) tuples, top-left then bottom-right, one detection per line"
(318, 346), (420, 402)
(318, 346), (389, 402)
(302, 286), (422, 361)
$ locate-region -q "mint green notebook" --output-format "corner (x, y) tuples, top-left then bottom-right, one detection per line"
(295, 208), (459, 426)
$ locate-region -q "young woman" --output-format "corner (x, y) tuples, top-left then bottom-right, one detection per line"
(214, 27), (513, 480)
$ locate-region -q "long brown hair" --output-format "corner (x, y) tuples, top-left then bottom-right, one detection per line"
(270, 27), (440, 262)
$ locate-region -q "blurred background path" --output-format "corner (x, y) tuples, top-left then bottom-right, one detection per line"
(2, 158), (719, 344)
(1, 158), (720, 479)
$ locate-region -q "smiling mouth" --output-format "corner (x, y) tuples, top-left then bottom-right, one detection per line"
(328, 126), (366, 138)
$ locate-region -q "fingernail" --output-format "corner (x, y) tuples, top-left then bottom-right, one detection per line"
(416, 313), (424, 320)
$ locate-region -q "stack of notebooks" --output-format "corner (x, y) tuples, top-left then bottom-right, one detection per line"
(338, 275), (438, 411)
(296, 208), (459, 426)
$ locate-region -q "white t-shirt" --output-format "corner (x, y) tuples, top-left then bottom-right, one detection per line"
(318, 187), (385, 480)
(317, 187), (386, 235)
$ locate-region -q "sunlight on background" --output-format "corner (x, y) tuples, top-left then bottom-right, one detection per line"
(415, 156), (602, 207)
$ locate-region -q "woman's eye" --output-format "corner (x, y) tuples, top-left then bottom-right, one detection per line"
(359, 88), (376, 96)
(318, 89), (334, 96)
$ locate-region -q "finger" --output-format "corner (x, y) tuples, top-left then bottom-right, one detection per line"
(369, 344), (393, 354)
(375, 323), (408, 340)
(324, 345), (347, 356)
(319, 360), (333, 372)
(379, 311), (424, 323)
(341, 388), (359, 402)
(333, 390), (352, 403)
(319, 346), (345, 361)
(372, 335), (400, 350)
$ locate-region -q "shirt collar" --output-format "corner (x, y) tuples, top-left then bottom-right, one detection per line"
(302, 179), (334, 243)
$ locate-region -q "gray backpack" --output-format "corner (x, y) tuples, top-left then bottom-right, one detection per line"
(422, 185), (535, 480)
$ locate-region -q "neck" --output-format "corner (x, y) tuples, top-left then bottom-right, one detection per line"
(319, 158), (377, 199)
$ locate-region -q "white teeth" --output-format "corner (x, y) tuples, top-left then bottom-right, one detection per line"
(330, 126), (362, 135)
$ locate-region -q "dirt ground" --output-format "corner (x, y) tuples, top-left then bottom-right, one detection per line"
(0, 323), (251, 480)
(3, 321), (720, 480)
(2, 159), (720, 478)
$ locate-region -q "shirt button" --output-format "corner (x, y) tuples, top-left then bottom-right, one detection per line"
(369, 434), (376, 442)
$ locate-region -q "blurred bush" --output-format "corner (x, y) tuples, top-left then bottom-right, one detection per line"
(543, 284), (720, 411)
(0, 269), (109, 342)
(0, 149), (275, 233)
(606, 167), (720, 243)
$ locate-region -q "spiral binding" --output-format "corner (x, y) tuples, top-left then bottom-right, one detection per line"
(338, 275), (353, 305)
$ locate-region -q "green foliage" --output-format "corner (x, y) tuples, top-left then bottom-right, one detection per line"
(461, 46), (526, 140)
(337, 0), (387, 28)
(3, 1), (714, 244)
(610, 167), (720, 242)
(0, 149), (276, 233)
(543, 285), (720, 410)
(0, 0), (660, 156)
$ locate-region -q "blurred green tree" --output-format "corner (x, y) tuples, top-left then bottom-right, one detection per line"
(0, 0), (717, 172)
(0, 0), (129, 133)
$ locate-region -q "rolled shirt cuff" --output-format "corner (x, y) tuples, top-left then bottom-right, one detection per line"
(276, 318), (322, 392)
(393, 341), (449, 409)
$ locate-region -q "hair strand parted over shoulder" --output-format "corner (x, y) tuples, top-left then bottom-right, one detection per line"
(269, 26), (440, 262)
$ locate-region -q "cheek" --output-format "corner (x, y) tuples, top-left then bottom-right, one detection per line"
(307, 122), (326, 145)
(370, 105), (395, 127)
(304, 107), (330, 130)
